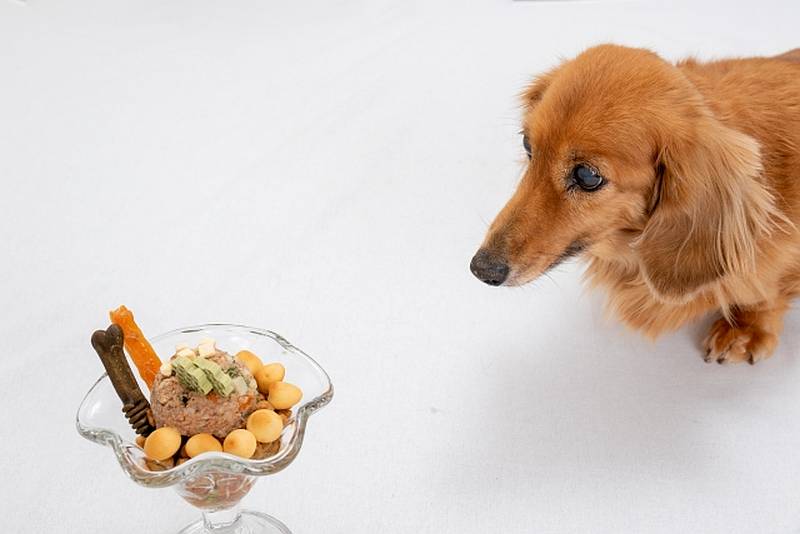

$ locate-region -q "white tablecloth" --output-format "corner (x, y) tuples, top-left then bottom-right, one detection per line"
(2, 1), (800, 532)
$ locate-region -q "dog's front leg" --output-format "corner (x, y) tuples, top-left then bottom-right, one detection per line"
(703, 299), (791, 364)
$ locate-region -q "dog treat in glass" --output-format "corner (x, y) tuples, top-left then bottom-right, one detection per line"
(78, 319), (333, 532)
(91, 306), (305, 469)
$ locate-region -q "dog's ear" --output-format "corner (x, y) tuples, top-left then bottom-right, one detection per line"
(521, 69), (558, 108)
(636, 116), (779, 302)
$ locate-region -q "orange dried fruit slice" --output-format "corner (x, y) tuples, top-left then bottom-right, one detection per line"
(109, 305), (161, 390)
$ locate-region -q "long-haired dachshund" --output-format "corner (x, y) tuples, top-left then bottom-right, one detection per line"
(471, 45), (800, 364)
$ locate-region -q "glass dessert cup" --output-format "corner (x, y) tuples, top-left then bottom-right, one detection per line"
(77, 324), (333, 534)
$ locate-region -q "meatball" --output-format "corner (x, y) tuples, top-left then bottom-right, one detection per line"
(150, 351), (259, 438)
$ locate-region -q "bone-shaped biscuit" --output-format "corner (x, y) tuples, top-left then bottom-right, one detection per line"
(91, 324), (155, 436)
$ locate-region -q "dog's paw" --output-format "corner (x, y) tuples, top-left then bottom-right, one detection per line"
(703, 317), (778, 365)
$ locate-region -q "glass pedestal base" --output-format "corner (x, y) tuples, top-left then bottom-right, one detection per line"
(176, 510), (292, 534)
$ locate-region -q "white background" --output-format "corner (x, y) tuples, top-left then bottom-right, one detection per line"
(2, 1), (800, 532)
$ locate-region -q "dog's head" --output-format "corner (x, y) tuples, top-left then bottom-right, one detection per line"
(471, 44), (777, 302)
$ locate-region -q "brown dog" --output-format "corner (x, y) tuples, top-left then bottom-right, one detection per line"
(471, 45), (800, 364)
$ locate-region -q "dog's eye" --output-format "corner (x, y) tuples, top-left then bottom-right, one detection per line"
(572, 164), (603, 191)
(522, 135), (532, 159)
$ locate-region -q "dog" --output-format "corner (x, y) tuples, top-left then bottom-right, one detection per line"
(471, 45), (800, 364)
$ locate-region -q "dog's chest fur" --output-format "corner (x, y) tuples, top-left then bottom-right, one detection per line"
(583, 237), (717, 337)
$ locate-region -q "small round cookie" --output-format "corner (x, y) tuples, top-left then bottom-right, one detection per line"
(267, 381), (302, 410)
(236, 350), (263, 376)
(223, 429), (257, 459)
(185, 433), (223, 458)
(254, 363), (286, 394)
(144, 427), (182, 461)
(246, 409), (283, 443)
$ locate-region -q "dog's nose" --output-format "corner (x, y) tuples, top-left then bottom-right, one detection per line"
(470, 250), (509, 286)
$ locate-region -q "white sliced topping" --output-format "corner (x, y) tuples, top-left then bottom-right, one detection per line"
(197, 343), (216, 357)
(177, 348), (196, 359)
(197, 337), (216, 347)
(160, 361), (173, 377)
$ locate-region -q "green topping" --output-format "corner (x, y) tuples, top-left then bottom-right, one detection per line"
(170, 353), (240, 397)
(194, 357), (234, 396)
(173, 356), (213, 395)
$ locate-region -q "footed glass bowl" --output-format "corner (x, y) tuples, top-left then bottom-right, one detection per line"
(77, 324), (333, 533)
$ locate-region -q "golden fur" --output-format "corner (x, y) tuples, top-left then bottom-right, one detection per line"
(474, 45), (800, 364)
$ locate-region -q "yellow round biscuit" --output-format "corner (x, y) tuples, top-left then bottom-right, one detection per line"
(235, 350), (263, 376)
(185, 433), (223, 458)
(246, 409), (284, 443)
(254, 363), (286, 394)
(144, 427), (182, 461)
(267, 381), (302, 410)
(223, 429), (257, 459)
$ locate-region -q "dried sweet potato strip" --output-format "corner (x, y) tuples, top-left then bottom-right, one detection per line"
(109, 305), (161, 390)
